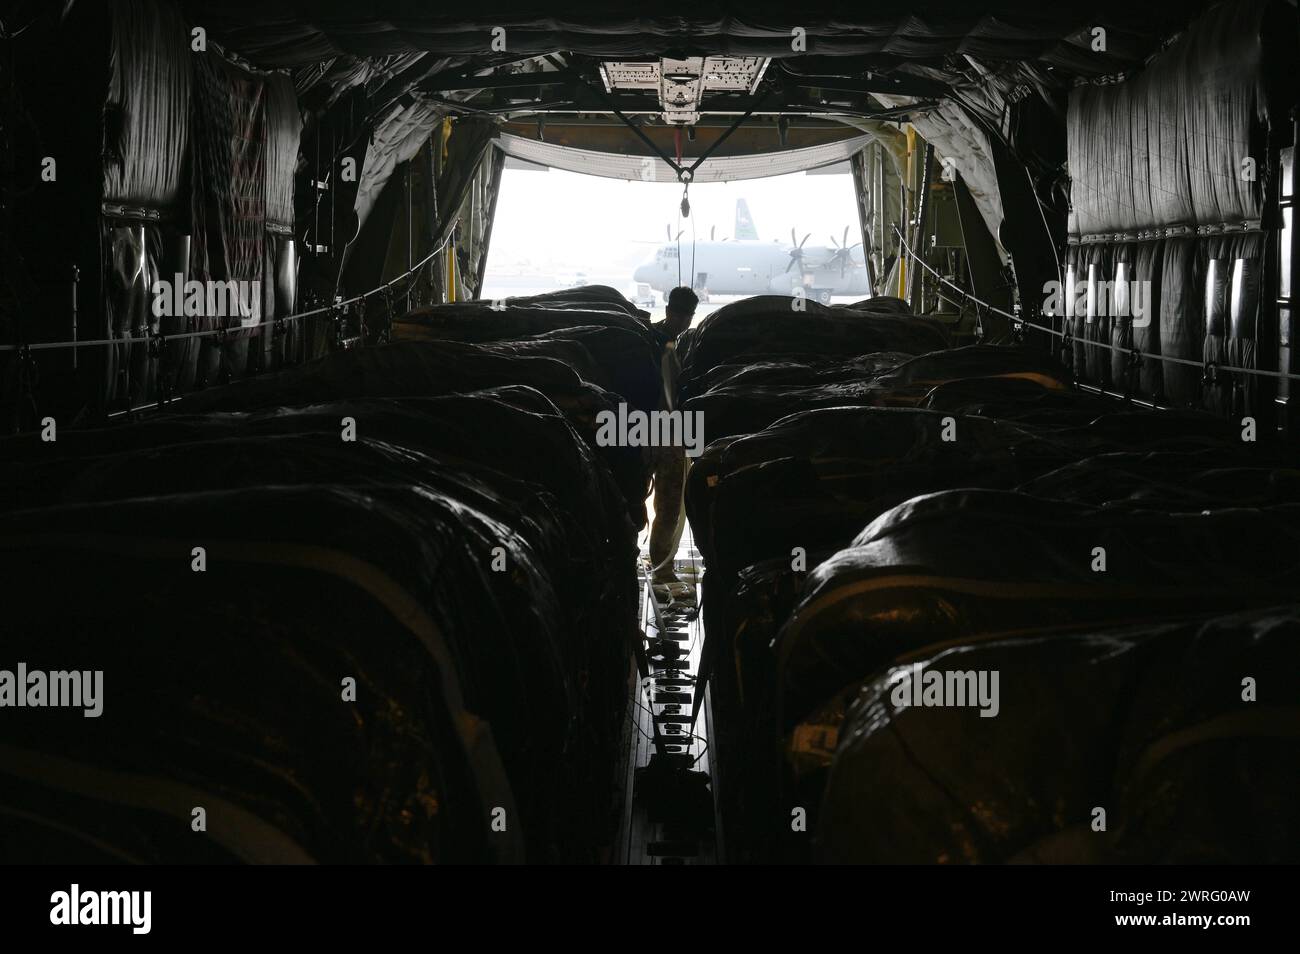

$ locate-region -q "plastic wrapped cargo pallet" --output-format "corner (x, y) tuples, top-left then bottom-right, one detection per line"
(0, 487), (525, 864)
(172, 339), (652, 526)
(677, 295), (949, 402)
(777, 490), (1300, 731)
(0, 388), (639, 863)
(816, 607), (1300, 863)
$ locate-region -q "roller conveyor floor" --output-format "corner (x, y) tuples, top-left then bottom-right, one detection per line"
(619, 526), (721, 864)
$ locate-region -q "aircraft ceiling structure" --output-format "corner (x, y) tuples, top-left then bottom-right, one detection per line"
(147, 0), (1222, 292)
(184, 0), (1208, 141)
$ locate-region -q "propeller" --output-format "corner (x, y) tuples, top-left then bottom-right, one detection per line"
(666, 225), (683, 243)
(784, 228), (812, 274)
(710, 225), (716, 241)
(828, 227), (862, 276)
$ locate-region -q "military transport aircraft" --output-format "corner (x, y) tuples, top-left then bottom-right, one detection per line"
(634, 200), (870, 300)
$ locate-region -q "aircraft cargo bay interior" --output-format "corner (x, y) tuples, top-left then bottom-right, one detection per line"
(0, 0), (1298, 901)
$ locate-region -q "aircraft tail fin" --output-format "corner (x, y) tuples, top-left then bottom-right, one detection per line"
(734, 198), (758, 240)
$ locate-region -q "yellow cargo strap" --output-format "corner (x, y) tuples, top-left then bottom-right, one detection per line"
(440, 117), (453, 165)
(446, 242), (459, 302)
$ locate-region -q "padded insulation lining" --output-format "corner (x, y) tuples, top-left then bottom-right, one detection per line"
(1067, 0), (1283, 237)
(101, 0), (191, 214)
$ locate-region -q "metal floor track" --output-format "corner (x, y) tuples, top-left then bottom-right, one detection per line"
(617, 529), (722, 864)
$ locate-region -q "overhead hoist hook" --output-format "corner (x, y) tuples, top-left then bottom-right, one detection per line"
(672, 125), (693, 216)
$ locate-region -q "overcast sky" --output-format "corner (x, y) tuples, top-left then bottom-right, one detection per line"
(484, 165), (860, 277)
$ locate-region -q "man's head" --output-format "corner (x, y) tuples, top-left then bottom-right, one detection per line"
(663, 286), (699, 337)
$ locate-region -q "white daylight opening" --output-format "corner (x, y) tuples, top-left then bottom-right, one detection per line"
(482, 163), (868, 326)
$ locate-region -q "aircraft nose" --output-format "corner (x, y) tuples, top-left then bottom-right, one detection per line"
(633, 264), (651, 283)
